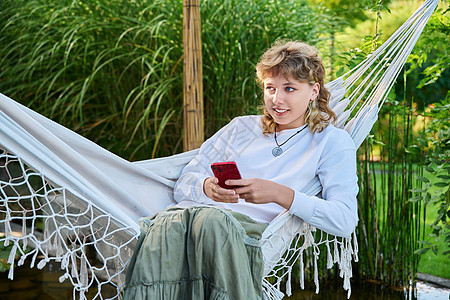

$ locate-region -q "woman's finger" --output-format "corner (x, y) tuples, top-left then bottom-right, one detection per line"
(225, 178), (249, 187)
(213, 186), (239, 202)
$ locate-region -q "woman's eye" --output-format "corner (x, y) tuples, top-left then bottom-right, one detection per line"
(285, 87), (295, 92)
(266, 86), (275, 92)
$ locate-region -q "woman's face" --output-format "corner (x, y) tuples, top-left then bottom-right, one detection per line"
(263, 74), (319, 131)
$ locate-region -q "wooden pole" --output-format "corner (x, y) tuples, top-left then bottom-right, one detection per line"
(183, 0), (204, 151)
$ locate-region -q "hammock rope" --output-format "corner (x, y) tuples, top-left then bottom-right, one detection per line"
(0, 1), (439, 299)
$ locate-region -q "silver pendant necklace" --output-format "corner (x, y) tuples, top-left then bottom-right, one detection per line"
(272, 125), (307, 157)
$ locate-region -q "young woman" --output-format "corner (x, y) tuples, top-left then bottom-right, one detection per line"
(123, 40), (358, 299)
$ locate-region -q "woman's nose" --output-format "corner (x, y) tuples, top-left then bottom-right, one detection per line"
(273, 90), (283, 104)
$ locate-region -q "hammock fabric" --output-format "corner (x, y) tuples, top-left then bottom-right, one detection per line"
(0, 1), (439, 299)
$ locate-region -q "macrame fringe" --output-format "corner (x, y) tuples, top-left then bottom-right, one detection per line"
(264, 229), (358, 299)
(314, 254), (319, 294)
(30, 250), (38, 268)
(326, 240), (333, 269)
(71, 252), (78, 278)
(22, 216), (27, 250)
(4, 216), (11, 247)
(0, 211), (134, 299)
(353, 231), (359, 262)
(299, 251), (304, 289)
(285, 266), (292, 296)
(80, 253), (88, 287)
(7, 243), (17, 280)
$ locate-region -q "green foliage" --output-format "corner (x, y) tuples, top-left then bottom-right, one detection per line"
(0, 0), (327, 160)
(403, 8), (450, 110)
(307, 0), (374, 28)
(413, 97), (450, 258)
(407, 8), (450, 88)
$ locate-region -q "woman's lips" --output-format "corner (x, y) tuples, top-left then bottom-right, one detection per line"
(273, 108), (289, 116)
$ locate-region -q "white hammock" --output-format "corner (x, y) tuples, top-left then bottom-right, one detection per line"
(0, 1), (438, 299)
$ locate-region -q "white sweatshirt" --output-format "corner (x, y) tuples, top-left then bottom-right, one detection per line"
(173, 115), (358, 237)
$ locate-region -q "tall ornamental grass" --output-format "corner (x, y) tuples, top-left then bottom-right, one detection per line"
(0, 0), (324, 160)
(355, 97), (425, 289)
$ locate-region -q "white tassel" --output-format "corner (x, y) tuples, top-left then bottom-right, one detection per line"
(314, 255), (319, 294)
(43, 225), (49, 256)
(115, 257), (124, 287)
(8, 261), (14, 280)
(4, 220), (11, 247)
(299, 252), (304, 289)
(30, 250), (38, 268)
(22, 237), (28, 251)
(18, 255), (26, 266)
(80, 254), (88, 287)
(353, 231), (359, 262)
(340, 243), (345, 266)
(71, 252), (78, 278)
(51, 233), (58, 251)
(59, 273), (69, 283)
(7, 243), (17, 265)
(334, 240), (340, 264)
(7, 243), (17, 279)
(43, 222), (49, 243)
(343, 273), (350, 291)
(22, 216), (27, 250)
(286, 267), (292, 296)
(37, 258), (48, 269)
(347, 238), (353, 255)
(326, 240), (333, 269)
(55, 234), (64, 259)
(61, 253), (70, 270)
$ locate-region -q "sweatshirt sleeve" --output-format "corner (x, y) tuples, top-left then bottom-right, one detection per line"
(288, 130), (359, 237)
(173, 118), (237, 204)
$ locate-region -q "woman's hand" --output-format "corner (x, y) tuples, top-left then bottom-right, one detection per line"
(227, 178), (294, 209)
(203, 177), (239, 203)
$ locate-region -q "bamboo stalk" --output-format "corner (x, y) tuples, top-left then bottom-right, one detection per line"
(183, 0), (204, 151)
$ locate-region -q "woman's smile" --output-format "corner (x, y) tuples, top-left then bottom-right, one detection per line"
(273, 108), (289, 116)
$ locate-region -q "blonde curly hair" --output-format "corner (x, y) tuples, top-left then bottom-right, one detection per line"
(256, 40), (336, 135)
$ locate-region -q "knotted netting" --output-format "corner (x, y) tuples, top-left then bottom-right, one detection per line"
(0, 0), (439, 299)
(1, 147), (137, 298)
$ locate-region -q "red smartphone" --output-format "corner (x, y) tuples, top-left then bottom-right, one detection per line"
(211, 161), (242, 189)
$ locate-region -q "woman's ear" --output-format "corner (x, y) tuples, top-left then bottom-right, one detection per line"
(311, 82), (320, 100)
